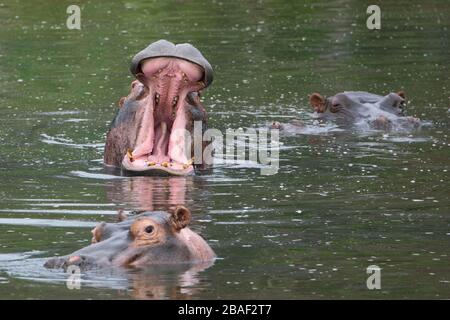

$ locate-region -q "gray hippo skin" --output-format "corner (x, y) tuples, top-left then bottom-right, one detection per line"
(44, 206), (216, 270)
(310, 91), (405, 115)
(309, 91), (421, 130)
(104, 40), (213, 176)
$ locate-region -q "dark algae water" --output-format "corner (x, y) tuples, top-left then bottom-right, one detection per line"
(0, 0), (449, 299)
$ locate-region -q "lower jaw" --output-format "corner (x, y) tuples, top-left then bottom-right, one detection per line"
(121, 157), (194, 176)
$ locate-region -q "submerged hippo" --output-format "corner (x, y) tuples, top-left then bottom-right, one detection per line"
(104, 40), (213, 176)
(309, 91), (421, 130)
(44, 206), (215, 270)
(269, 119), (305, 131)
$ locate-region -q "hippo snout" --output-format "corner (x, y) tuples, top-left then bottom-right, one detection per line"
(43, 257), (66, 269)
(44, 255), (96, 270)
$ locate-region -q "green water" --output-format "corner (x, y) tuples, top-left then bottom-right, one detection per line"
(0, 0), (449, 299)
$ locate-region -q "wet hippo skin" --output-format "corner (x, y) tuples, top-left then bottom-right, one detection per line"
(309, 91), (421, 130)
(44, 206), (216, 270)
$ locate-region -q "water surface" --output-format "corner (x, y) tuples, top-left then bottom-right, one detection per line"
(0, 0), (449, 299)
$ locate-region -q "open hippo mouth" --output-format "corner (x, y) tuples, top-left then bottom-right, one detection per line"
(104, 40), (213, 176)
(122, 58), (205, 175)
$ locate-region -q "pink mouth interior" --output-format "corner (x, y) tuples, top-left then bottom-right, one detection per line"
(122, 57), (204, 173)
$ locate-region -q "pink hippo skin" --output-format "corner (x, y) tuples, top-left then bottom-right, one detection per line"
(121, 58), (205, 174)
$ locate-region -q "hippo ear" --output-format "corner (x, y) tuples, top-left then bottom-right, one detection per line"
(309, 93), (326, 110)
(117, 209), (127, 222)
(397, 91), (406, 100)
(118, 97), (126, 108)
(91, 222), (106, 243)
(169, 205), (192, 231)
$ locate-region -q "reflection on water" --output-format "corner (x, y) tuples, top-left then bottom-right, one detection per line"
(0, 176), (213, 299)
(0, 0), (449, 299)
(105, 176), (194, 212)
(0, 252), (214, 299)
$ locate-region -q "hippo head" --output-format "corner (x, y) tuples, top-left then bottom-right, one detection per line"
(104, 40), (213, 176)
(44, 206), (216, 270)
(309, 92), (357, 114)
(309, 91), (406, 116)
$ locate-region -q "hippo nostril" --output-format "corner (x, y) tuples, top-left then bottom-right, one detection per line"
(44, 257), (66, 269)
(61, 255), (84, 269)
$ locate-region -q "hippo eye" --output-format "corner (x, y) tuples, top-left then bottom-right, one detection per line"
(144, 225), (154, 234)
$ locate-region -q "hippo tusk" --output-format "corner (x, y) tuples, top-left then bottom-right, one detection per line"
(127, 149), (134, 162)
(182, 158), (194, 169)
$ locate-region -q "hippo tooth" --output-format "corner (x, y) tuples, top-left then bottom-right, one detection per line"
(162, 161), (169, 167)
(127, 149), (134, 162)
(172, 95), (179, 106)
(155, 93), (160, 105)
(182, 158), (194, 169)
(147, 161), (155, 166)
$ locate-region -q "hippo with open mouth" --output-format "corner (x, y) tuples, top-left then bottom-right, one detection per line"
(309, 91), (421, 130)
(44, 206), (215, 270)
(104, 40), (213, 176)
